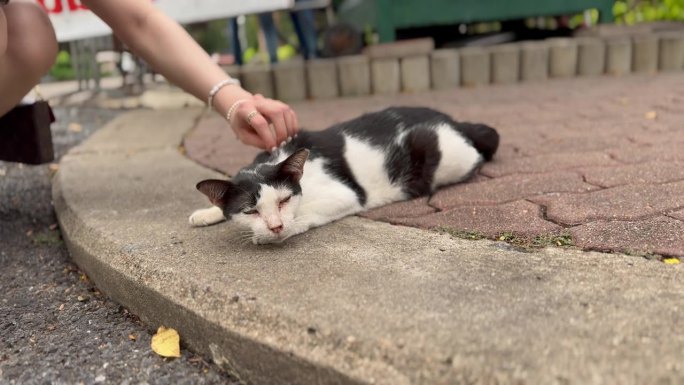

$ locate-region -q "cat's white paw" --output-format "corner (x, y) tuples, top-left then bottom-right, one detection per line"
(189, 206), (225, 227)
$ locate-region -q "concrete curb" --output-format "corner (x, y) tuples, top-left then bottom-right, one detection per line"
(632, 35), (660, 73)
(460, 47), (491, 86)
(606, 37), (633, 75)
(217, 28), (684, 100)
(371, 58), (401, 95)
(274, 60), (307, 102)
(548, 38), (579, 78)
(520, 41), (549, 82)
(53, 108), (684, 385)
(490, 44), (520, 84)
(577, 37), (606, 76)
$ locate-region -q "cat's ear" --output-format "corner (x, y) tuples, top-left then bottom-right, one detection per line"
(279, 148), (309, 182)
(196, 179), (237, 207)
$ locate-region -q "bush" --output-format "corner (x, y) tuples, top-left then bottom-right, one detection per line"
(614, 0), (684, 24)
(49, 50), (75, 81)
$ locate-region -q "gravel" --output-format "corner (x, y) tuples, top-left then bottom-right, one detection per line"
(0, 107), (238, 385)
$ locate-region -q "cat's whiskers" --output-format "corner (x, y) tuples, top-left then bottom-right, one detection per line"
(226, 229), (255, 245)
(234, 234), (257, 246)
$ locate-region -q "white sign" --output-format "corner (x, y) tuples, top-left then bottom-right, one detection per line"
(37, 0), (294, 42)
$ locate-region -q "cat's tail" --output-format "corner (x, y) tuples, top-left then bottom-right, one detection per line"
(457, 122), (499, 161)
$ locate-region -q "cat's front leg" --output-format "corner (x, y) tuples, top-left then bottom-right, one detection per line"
(283, 220), (312, 240)
(282, 212), (346, 241)
(189, 206), (226, 227)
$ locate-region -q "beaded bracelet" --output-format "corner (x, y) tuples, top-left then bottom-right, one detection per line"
(225, 99), (248, 125)
(207, 78), (241, 109)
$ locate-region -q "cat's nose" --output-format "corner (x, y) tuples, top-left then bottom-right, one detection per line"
(269, 225), (283, 234)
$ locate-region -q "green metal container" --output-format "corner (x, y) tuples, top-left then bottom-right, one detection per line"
(338, 0), (615, 42)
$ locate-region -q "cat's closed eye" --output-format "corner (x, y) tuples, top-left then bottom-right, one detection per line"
(279, 196), (291, 209)
(243, 208), (258, 215)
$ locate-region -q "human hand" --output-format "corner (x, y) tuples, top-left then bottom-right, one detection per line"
(229, 94), (299, 151)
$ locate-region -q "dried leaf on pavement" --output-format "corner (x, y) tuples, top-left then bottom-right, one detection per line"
(151, 326), (181, 358)
(68, 122), (83, 132)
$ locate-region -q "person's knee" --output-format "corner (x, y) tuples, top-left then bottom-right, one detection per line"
(4, 1), (58, 77)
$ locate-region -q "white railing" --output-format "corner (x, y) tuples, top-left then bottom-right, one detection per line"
(36, 0), (294, 42)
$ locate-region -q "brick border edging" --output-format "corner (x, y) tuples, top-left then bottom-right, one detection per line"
(222, 29), (684, 102)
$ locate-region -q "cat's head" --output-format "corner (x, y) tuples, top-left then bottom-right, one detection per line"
(196, 149), (309, 244)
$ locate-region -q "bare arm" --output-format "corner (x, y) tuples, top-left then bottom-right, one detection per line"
(82, 0), (297, 150)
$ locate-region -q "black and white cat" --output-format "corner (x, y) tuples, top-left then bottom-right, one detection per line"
(189, 107), (499, 244)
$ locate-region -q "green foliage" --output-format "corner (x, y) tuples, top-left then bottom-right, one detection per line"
(187, 20), (230, 54)
(436, 227), (486, 240)
(277, 44), (297, 61)
(244, 15), (260, 50)
(32, 231), (64, 247)
(243, 45), (297, 63)
(497, 232), (574, 250)
(614, 0), (684, 24)
(569, 9), (599, 28)
(49, 50), (75, 81)
(243, 46), (258, 63)
(532, 233), (575, 248)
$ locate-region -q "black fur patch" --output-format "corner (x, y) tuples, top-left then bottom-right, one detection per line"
(216, 177), (260, 218)
(219, 160), (305, 218)
(278, 130), (368, 206)
(402, 128), (441, 197)
(455, 122), (500, 161)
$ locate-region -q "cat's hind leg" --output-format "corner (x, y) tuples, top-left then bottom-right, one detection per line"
(455, 122), (499, 161)
(431, 123), (487, 189)
(189, 206), (226, 227)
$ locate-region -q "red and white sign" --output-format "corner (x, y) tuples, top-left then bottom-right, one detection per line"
(37, 0), (294, 42)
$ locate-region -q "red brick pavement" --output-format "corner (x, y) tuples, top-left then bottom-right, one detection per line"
(184, 73), (684, 258)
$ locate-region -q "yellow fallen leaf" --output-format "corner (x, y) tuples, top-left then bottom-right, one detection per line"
(151, 326), (181, 358)
(68, 122), (83, 132)
(645, 111), (657, 120)
(663, 258), (680, 265)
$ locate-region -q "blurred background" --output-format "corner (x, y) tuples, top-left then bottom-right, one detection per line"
(41, 0), (684, 91)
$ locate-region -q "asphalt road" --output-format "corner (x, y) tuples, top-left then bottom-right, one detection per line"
(0, 107), (238, 385)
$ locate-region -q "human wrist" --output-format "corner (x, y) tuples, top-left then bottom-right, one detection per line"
(207, 78), (240, 109)
(212, 85), (252, 117)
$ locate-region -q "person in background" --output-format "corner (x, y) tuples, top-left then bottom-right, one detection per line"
(230, 0), (318, 65)
(0, 0), (298, 151)
(258, 5), (319, 63)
